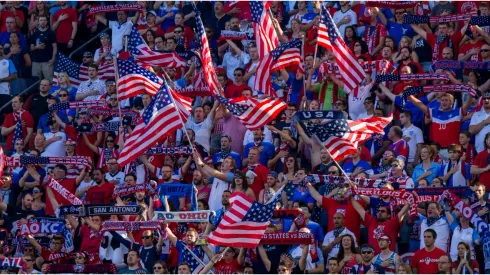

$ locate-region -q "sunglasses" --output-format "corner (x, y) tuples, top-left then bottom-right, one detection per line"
(174, 30), (182, 33)
(154, 266), (163, 270)
(391, 164), (399, 168)
(33, 189), (40, 194)
(59, 94), (68, 97)
(234, 74), (243, 76)
(142, 236), (152, 239)
(106, 140), (114, 142)
(481, 49), (490, 52)
(362, 251), (373, 254)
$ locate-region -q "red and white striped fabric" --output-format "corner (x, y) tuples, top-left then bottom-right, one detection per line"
(116, 59), (163, 101)
(317, 4), (364, 91)
(53, 64), (115, 88)
(250, 1), (279, 59)
(271, 48), (303, 73)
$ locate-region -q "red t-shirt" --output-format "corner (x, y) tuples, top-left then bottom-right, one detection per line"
(45, 178), (77, 215)
(79, 225), (101, 254)
(225, 84), (251, 98)
(41, 247), (70, 264)
(322, 197), (365, 240)
(64, 125), (97, 160)
(85, 183), (116, 204)
(473, 150), (490, 190)
(1, 111), (34, 150)
(410, 247), (446, 274)
(426, 32), (463, 61)
(166, 25), (194, 50)
(362, 213), (401, 254)
(137, 24), (166, 37)
(243, 164), (269, 199)
(52, 7), (78, 43)
(214, 258), (243, 274)
(0, 9), (24, 32)
(459, 41), (485, 61)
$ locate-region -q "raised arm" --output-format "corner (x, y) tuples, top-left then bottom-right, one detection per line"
(350, 196), (366, 220)
(410, 24), (428, 40)
(305, 182), (323, 204)
(295, 121), (313, 147)
(82, 133), (99, 154)
(408, 95), (429, 115)
(193, 152), (230, 181)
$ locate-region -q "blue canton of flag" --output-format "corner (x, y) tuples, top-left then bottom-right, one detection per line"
(54, 52), (80, 82)
(216, 95), (247, 117)
(127, 26), (146, 57)
(117, 59), (161, 83)
(304, 119), (351, 142)
(242, 195), (278, 223)
(181, 244), (204, 273)
(142, 85), (173, 125)
(250, 1), (264, 24)
(270, 39), (302, 63)
(12, 119), (23, 149)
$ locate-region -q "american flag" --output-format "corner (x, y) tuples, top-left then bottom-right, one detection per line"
(181, 244), (205, 274)
(303, 112), (392, 161)
(53, 53), (115, 88)
(116, 59), (163, 101)
(118, 82), (192, 166)
(317, 4), (364, 91)
(193, 4), (221, 95)
(127, 26), (187, 68)
(254, 39), (303, 97)
(208, 186), (283, 248)
(250, 1), (279, 59)
(12, 115), (23, 149)
(5, 156), (90, 167)
(217, 95), (286, 130)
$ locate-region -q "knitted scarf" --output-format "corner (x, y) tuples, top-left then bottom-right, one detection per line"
(46, 264), (116, 274)
(426, 215), (443, 227)
(87, 4), (143, 15)
(365, 1), (416, 8)
(101, 220), (161, 232)
(260, 232), (314, 245)
(403, 14), (474, 24)
(43, 177), (83, 205)
(433, 60), (490, 71)
(433, 34), (453, 62)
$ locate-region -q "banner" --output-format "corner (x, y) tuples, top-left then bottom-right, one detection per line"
(159, 184), (197, 211)
(46, 264), (116, 274)
(111, 183), (157, 199)
(153, 210), (213, 222)
(442, 190), (489, 234)
(407, 187), (471, 198)
(144, 145), (193, 155)
(219, 30), (255, 40)
(355, 187), (417, 217)
(84, 205), (143, 216)
(88, 4), (142, 15)
(86, 108), (139, 118)
(260, 232), (315, 245)
(44, 177), (83, 205)
(17, 218), (65, 236)
(101, 220), (161, 232)
(433, 60), (490, 71)
(0, 257), (27, 274)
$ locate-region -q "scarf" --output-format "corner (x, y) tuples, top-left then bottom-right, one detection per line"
(220, 147), (232, 159)
(112, 183), (157, 199)
(441, 190), (489, 234)
(49, 101), (107, 111)
(463, 143), (476, 165)
(43, 177), (83, 205)
(433, 60), (490, 71)
(153, 210), (214, 222)
(374, 73), (448, 85)
(159, 184), (198, 211)
(219, 30), (255, 40)
(260, 232), (314, 245)
(365, 1), (416, 8)
(46, 264), (116, 274)
(0, 257), (27, 274)
(354, 187), (417, 217)
(401, 85), (477, 109)
(82, 205), (144, 216)
(426, 215), (443, 227)
(433, 34), (453, 62)
(87, 4), (143, 15)
(5, 156), (90, 169)
(101, 220), (161, 232)
(364, 23), (381, 54)
(333, 226), (345, 237)
(11, 110), (24, 148)
(77, 121), (134, 133)
(403, 14), (474, 24)
(86, 107), (138, 118)
(173, 87), (212, 97)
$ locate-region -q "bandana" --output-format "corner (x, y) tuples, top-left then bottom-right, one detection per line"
(247, 164), (258, 171)
(220, 148), (232, 160)
(333, 227), (345, 237)
(426, 215), (443, 227)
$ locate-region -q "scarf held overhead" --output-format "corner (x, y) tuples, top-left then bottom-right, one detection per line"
(49, 101), (107, 111)
(433, 60), (490, 71)
(86, 107), (139, 118)
(159, 184), (198, 211)
(46, 264), (116, 274)
(365, 1), (416, 8)
(354, 187), (417, 217)
(101, 220), (161, 232)
(144, 145), (193, 155)
(5, 156), (90, 168)
(111, 183), (157, 199)
(83, 205), (144, 216)
(261, 232), (315, 245)
(88, 4), (143, 15)
(43, 177), (83, 205)
(153, 210), (213, 222)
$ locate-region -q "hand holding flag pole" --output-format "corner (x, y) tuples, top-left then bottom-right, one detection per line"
(113, 57), (124, 128)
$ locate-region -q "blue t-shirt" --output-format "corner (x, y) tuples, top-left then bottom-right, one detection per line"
(286, 72), (304, 104)
(306, 221), (324, 243)
(243, 141), (275, 166)
(290, 188), (315, 204)
(157, 181), (185, 211)
(385, 21), (414, 44)
(342, 160), (373, 175)
(37, 112), (69, 133)
(212, 151), (242, 169)
(49, 85), (78, 102)
(394, 95), (429, 129)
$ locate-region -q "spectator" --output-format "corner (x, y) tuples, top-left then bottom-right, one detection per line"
(333, 1), (357, 40)
(411, 229), (447, 274)
(1, 96), (34, 154)
(51, 1), (77, 54)
(470, 133), (490, 189)
(30, 15), (56, 81)
(75, 64), (106, 101)
(0, 2), (25, 33)
(322, 212), (357, 260)
(93, 32), (112, 66)
(0, 16), (27, 49)
(95, 11), (133, 54)
(4, 31), (31, 79)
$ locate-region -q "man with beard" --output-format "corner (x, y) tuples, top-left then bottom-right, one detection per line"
(192, 170), (211, 203)
(85, 168), (114, 204)
(395, 47), (424, 75)
(182, 129), (208, 159)
(0, 191), (34, 220)
(372, 149), (396, 177)
(185, 102), (218, 153)
(258, 172), (281, 204)
(118, 250), (148, 274)
(307, 183), (365, 240)
(352, 244), (385, 274)
(372, 236), (400, 273)
(81, 51), (94, 66)
(242, 147), (269, 199)
(156, 164), (186, 211)
(213, 135), (241, 169)
(351, 198), (409, 254)
(311, 148), (335, 174)
(322, 212), (357, 260)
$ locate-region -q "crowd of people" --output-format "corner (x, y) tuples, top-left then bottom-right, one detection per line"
(0, 0), (490, 274)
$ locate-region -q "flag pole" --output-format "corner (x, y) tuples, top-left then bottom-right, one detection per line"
(113, 57), (123, 128)
(160, 71), (197, 153)
(312, 44), (318, 70)
(182, 244), (216, 274)
(301, 36), (308, 110)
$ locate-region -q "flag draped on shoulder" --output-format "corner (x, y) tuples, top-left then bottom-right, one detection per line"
(296, 111), (392, 161)
(250, 1), (279, 59)
(118, 82), (192, 166)
(217, 95), (286, 130)
(254, 39), (303, 97)
(193, 4), (221, 95)
(208, 186), (283, 248)
(317, 4), (364, 91)
(127, 26), (187, 68)
(53, 53), (115, 88)
(116, 59), (163, 101)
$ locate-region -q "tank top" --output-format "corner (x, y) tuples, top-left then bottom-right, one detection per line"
(340, 255), (358, 274)
(373, 252), (397, 274)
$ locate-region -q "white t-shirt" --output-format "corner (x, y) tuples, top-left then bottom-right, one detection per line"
(106, 171), (125, 186)
(222, 51), (251, 83)
(419, 218), (450, 253)
(347, 82), (374, 120)
(469, 109), (490, 152)
(243, 127), (274, 146)
(402, 124), (424, 163)
(185, 116), (213, 152)
(43, 132), (67, 157)
(0, 58), (15, 95)
(109, 20), (133, 53)
(333, 9), (357, 38)
(449, 226), (476, 261)
(323, 228), (358, 260)
(208, 172), (233, 212)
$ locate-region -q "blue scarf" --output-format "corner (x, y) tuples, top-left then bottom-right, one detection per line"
(159, 184), (197, 211)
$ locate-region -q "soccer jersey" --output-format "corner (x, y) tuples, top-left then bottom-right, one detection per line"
(427, 107), (463, 148)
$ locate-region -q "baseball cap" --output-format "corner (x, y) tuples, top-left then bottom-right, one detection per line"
(106, 79), (116, 85)
(99, 32), (110, 39)
(83, 51), (93, 58)
(379, 235), (392, 243)
(268, 171), (278, 178)
(147, 10), (157, 17)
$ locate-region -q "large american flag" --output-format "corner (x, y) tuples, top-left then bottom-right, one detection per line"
(303, 113), (392, 161)
(208, 187), (283, 248)
(118, 82), (192, 166)
(53, 53), (115, 88)
(193, 4), (221, 95)
(217, 95), (286, 130)
(12, 114), (23, 149)
(127, 26), (187, 68)
(254, 39), (303, 97)
(116, 59), (163, 101)
(250, 1), (279, 59)
(317, 4), (364, 91)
